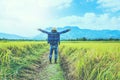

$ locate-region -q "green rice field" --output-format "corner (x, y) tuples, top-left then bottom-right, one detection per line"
(0, 41), (120, 80)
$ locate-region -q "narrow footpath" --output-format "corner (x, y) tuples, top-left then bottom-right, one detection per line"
(17, 52), (65, 80)
(38, 53), (65, 80)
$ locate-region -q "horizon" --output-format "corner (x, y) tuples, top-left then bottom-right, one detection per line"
(0, 0), (120, 37)
(1, 26), (120, 38)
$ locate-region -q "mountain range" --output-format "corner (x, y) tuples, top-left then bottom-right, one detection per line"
(34, 26), (120, 40)
(0, 32), (28, 40)
(0, 26), (120, 40)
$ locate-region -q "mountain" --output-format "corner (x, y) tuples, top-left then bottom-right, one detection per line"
(0, 26), (120, 40)
(34, 26), (120, 40)
(0, 32), (27, 39)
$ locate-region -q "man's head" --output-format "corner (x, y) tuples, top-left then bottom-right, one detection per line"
(51, 27), (57, 32)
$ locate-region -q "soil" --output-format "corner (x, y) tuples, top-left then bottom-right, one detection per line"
(16, 52), (65, 80)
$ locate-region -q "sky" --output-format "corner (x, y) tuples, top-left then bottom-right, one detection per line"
(0, 0), (120, 37)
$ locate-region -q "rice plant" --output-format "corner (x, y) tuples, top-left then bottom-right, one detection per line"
(60, 41), (120, 80)
(0, 41), (48, 79)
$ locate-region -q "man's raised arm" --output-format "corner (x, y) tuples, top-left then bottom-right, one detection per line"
(38, 28), (49, 34)
(59, 29), (70, 34)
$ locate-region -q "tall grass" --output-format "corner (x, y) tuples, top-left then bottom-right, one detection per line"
(60, 41), (120, 80)
(0, 41), (48, 79)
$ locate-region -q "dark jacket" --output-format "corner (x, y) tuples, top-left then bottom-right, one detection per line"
(38, 29), (70, 45)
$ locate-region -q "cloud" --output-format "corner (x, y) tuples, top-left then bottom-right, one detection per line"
(52, 13), (120, 30)
(0, 0), (119, 37)
(86, 0), (94, 2)
(0, 0), (72, 37)
(37, 0), (72, 9)
(1, 0), (72, 22)
(97, 0), (120, 12)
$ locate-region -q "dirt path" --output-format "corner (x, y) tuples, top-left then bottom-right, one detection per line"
(17, 52), (65, 80)
(37, 53), (65, 80)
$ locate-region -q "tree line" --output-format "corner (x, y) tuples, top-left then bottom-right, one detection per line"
(0, 37), (120, 41)
(64, 37), (120, 41)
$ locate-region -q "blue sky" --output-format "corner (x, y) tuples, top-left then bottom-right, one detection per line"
(0, 0), (120, 37)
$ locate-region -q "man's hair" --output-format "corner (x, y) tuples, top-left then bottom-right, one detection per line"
(51, 30), (57, 32)
(51, 27), (57, 32)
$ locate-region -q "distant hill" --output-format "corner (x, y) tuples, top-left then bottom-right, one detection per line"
(0, 32), (27, 39)
(34, 26), (120, 40)
(1, 26), (120, 40)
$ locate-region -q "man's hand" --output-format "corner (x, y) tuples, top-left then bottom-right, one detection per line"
(38, 28), (42, 31)
(38, 28), (49, 34)
(68, 29), (71, 31)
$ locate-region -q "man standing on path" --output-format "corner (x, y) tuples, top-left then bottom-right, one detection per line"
(38, 27), (70, 63)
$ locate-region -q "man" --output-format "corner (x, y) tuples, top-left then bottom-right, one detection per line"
(38, 27), (70, 63)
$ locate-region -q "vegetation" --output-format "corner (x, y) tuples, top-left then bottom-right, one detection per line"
(60, 41), (120, 80)
(0, 41), (48, 80)
(0, 41), (120, 80)
(0, 37), (120, 42)
(66, 37), (120, 41)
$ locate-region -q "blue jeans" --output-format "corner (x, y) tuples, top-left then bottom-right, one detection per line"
(49, 45), (58, 60)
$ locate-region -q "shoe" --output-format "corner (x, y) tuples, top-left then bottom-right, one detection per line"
(55, 58), (57, 64)
(54, 61), (57, 64)
(49, 58), (52, 64)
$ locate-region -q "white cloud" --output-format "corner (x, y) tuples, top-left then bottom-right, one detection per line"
(0, 0), (72, 37)
(37, 0), (72, 9)
(86, 0), (94, 2)
(97, 0), (120, 12)
(0, 0), (119, 37)
(51, 13), (120, 30)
